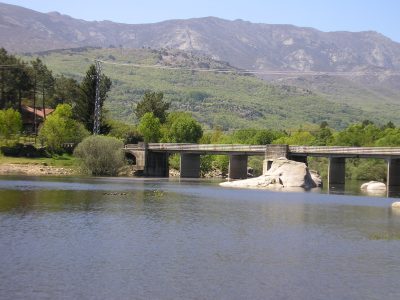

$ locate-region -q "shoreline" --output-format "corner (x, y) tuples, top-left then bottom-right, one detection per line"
(0, 163), (77, 176)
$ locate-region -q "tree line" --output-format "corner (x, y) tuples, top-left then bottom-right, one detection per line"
(0, 48), (111, 133)
(2, 46), (400, 179)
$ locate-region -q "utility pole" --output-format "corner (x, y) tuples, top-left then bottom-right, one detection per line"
(93, 60), (102, 135)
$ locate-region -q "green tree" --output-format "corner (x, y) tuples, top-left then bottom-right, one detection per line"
(313, 123), (333, 146)
(164, 112), (203, 143)
(273, 130), (315, 145)
(138, 112), (162, 142)
(333, 123), (381, 146)
(107, 119), (143, 144)
(38, 104), (89, 153)
(0, 108), (22, 141)
(135, 91), (170, 123)
(0, 48), (33, 110)
(74, 64), (112, 132)
(31, 58), (55, 116)
(53, 75), (82, 106)
(73, 135), (125, 176)
(375, 128), (400, 146)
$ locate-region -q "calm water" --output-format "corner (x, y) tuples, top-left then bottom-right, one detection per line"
(1, 176), (400, 300)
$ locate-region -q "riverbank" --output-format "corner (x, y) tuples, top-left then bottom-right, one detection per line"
(0, 163), (77, 176)
(0, 154), (79, 176)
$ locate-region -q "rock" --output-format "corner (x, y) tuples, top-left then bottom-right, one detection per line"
(220, 158), (321, 190)
(391, 202), (400, 208)
(310, 170), (323, 187)
(360, 181), (386, 191)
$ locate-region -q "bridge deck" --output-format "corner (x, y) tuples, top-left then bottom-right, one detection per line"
(289, 146), (400, 158)
(125, 143), (400, 158)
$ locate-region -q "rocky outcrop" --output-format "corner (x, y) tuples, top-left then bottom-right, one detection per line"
(220, 158), (321, 190)
(360, 181), (387, 191)
(392, 202), (400, 208)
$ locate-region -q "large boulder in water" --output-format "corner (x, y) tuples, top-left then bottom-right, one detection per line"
(220, 157), (321, 189)
(360, 181), (386, 191)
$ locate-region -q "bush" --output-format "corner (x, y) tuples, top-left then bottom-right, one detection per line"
(73, 135), (125, 176)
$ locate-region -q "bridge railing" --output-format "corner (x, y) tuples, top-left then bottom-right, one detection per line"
(289, 146), (400, 157)
(147, 143), (267, 154)
(125, 143), (400, 158)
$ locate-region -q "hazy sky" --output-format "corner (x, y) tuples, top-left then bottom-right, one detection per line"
(3, 0), (400, 42)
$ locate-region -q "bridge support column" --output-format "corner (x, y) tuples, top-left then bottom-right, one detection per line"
(387, 158), (400, 188)
(328, 157), (346, 186)
(144, 152), (169, 177)
(180, 154), (201, 178)
(229, 155), (248, 179)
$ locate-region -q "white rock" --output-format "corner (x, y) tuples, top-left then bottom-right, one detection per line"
(220, 158), (321, 190)
(360, 181), (386, 191)
(391, 202), (400, 208)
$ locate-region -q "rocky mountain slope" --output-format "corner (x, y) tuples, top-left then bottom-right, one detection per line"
(2, 2), (400, 73)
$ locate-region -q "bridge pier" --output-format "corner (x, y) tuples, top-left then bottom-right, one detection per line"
(145, 152), (169, 177)
(328, 157), (346, 186)
(387, 158), (400, 188)
(180, 154), (201, 178)
(229, 155), (248, 179)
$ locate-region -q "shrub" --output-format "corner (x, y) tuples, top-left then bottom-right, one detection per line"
(73, 135), (125, 176)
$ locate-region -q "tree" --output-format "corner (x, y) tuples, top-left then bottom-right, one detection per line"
(74, 64), (112, 132)
(135, 91), (170, 123)
(53, 75), (82, 106)
(375, 128), (400, 146)
(313, 123), (333, 146)
(164, 112), (203, 143)
(38, 104), (89, 153)
(0, 48), (33, 110)
(138, 112), (162, 142)
(107, 119), (143, 144)
(0, 108), (22, 140)
(333, 123), (381, 146)
(73, 135), (125, 176)
(273, 130), (315, 145)
(31, 58), (55, 117)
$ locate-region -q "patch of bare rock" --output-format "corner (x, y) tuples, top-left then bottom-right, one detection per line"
(220, 157), (322, 190)
(0, 163), (76, 176)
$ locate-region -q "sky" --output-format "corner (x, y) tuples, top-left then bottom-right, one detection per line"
(3, 0), (400, 42)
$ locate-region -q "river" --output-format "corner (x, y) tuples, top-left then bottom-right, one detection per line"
(1, 176), (400, 299)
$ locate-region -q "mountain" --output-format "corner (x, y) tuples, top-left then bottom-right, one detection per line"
(2, 2), (400, 128)
(2, 2), (400, 73)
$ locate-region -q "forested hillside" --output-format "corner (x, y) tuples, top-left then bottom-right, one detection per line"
(23, 47), (384, 130)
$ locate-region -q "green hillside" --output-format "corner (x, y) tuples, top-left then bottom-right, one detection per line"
(23, 47), (377, 130)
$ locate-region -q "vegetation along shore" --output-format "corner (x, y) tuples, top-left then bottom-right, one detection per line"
(1, 47), (400, 182)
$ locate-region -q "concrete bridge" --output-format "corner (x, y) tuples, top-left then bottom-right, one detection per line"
(124, 143), (400, 188)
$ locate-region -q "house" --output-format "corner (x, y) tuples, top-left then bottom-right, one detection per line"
(20, 106), (55, 134)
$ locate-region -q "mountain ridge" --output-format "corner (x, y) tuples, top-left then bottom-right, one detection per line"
(2, 2), (400, 128)
(1, 2), (400, 73)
